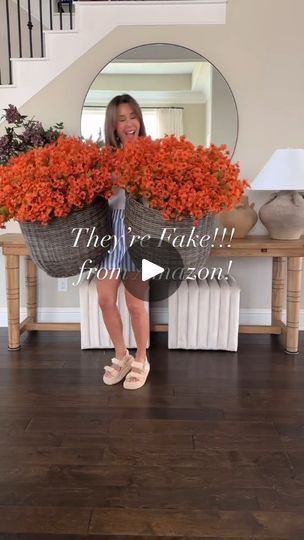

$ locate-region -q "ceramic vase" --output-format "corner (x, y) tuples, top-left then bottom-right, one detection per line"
(259, 190), (304, 240)
(218, 195), (258, 238)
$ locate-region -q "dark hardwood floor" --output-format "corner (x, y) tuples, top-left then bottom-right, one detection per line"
(0, 328), (304, 538)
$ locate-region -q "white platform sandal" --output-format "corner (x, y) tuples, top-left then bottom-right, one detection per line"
(123, 358), (150, 390)
(103, 350), (134, 385)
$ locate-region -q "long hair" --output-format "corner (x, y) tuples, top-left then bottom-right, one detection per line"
(104, 94), (146, 148)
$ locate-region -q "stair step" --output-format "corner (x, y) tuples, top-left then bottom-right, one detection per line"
(0, 0), (226, 111)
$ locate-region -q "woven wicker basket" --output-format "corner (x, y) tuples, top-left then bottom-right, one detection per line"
(20, 197), (111, 278)
(124, 196), (215, 272)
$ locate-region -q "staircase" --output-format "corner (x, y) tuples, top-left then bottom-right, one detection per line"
(0, 1), (227, 114)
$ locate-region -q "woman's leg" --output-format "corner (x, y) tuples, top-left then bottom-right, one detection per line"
(124, 272), (149, 381)
(96, 272), (128, 376)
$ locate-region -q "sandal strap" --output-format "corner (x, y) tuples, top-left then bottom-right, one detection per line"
(104, 365), (118, 375)
(126, 362), (149, 381)
(131, 359), (147, 370)
(104, 352), (132, 375)
(125, 370), (142, 382)
(111, 357), (123, 367)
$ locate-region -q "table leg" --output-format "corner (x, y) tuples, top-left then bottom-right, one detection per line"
(5, 254), (20, 350)
(286, 256), (303, 354)
(272, 256), (286, 324)
(25, 256), (37, 322)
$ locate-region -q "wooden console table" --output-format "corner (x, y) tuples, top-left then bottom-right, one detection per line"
(1, 233), (303, 354)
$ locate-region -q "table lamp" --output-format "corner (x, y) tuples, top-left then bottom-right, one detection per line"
(251, 149), (304, 240)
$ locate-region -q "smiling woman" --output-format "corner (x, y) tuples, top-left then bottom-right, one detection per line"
(116, 103), (140, 143)
(81, 106), (159, 142)
(81, 43), (239, 156)
(104, 94), (146, 148)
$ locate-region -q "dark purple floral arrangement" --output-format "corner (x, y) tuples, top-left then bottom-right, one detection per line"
(0, 104), (64, 165)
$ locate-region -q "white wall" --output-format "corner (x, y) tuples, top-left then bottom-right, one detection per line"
(91, 73), (192, 92)
(183, 104), (206, 146)
(1, 0), (304, 320)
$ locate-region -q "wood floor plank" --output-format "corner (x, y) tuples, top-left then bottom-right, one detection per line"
(0, 446), (104, 465)
(0, 406), (224, 420)
(274, 422), (304, 442)
(60, 433), (193, 450)
(224, 409), (304, 422)
(0, 417), (31, 430)
(286, 450), (304, 472)
(108, 419), (278, 436)
(0, 536), (88, 540)
(103, 406), (224, 421)
(0, 506), (91, 534)
(25, 415), (110, 433)
(0, 430), (63, 447)
(255, 484), (304, 511)
(89, 508), (304, 536)
(0, 484), (259, 510)
(0, 392), (108, 409)
(7, 404), (304, 422)
(0, 359), (66, 369)
(0, 536), (292, 540)
(101, 447), (290, 469)
(0, 462), (289, 490)
(190, 422), (283, 451)
(173, 390), (304, 413)
(0, 465), (292, 491)
(107, 389), (304, 411)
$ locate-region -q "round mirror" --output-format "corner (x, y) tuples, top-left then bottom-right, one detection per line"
(81, 43), (238, 156)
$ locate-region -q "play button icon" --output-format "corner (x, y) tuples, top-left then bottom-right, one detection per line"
(142, 259), (164, 281)
(120, 237), (183, 302)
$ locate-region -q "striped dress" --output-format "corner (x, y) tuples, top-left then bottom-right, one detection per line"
(102, 188), (138, 272)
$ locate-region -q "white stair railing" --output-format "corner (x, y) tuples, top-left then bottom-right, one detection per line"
(0, 0), (227, 112)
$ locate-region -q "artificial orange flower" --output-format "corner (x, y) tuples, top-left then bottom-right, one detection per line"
(0, 135), (114, 227)
(112, 135), (249, 221)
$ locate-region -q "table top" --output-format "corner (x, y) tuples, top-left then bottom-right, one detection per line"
(1, 233), (304, 257)
(0, 234), (29, 247)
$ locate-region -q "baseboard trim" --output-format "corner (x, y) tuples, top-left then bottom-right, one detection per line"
(0, 307), (80, 327)
(0, 307), (302, 329)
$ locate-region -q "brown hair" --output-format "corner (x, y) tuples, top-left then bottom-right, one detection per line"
(104, 94), (146, 148)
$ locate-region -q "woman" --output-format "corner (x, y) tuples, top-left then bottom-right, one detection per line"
(97, 94), (150, 390)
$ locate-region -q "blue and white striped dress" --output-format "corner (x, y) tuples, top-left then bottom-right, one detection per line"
(102, 188), (138, 272)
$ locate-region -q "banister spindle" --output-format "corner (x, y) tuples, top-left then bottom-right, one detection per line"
(5, 0), (12, 84)
(17, 0), (23, 57)
(39, 0), (44, 57)
(58, 1), (64, 30)
(69, 0), (73, 30)
(27, 0), (34, 58)
(49, 0), (53, 30)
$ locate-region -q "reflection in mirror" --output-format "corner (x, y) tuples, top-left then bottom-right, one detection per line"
(81, 44), (238, 156)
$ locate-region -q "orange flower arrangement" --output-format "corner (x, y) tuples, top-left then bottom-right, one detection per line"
(0, 133), (248, 228)
(113, 135), (249, 221)
(0, 135), (114, 228)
